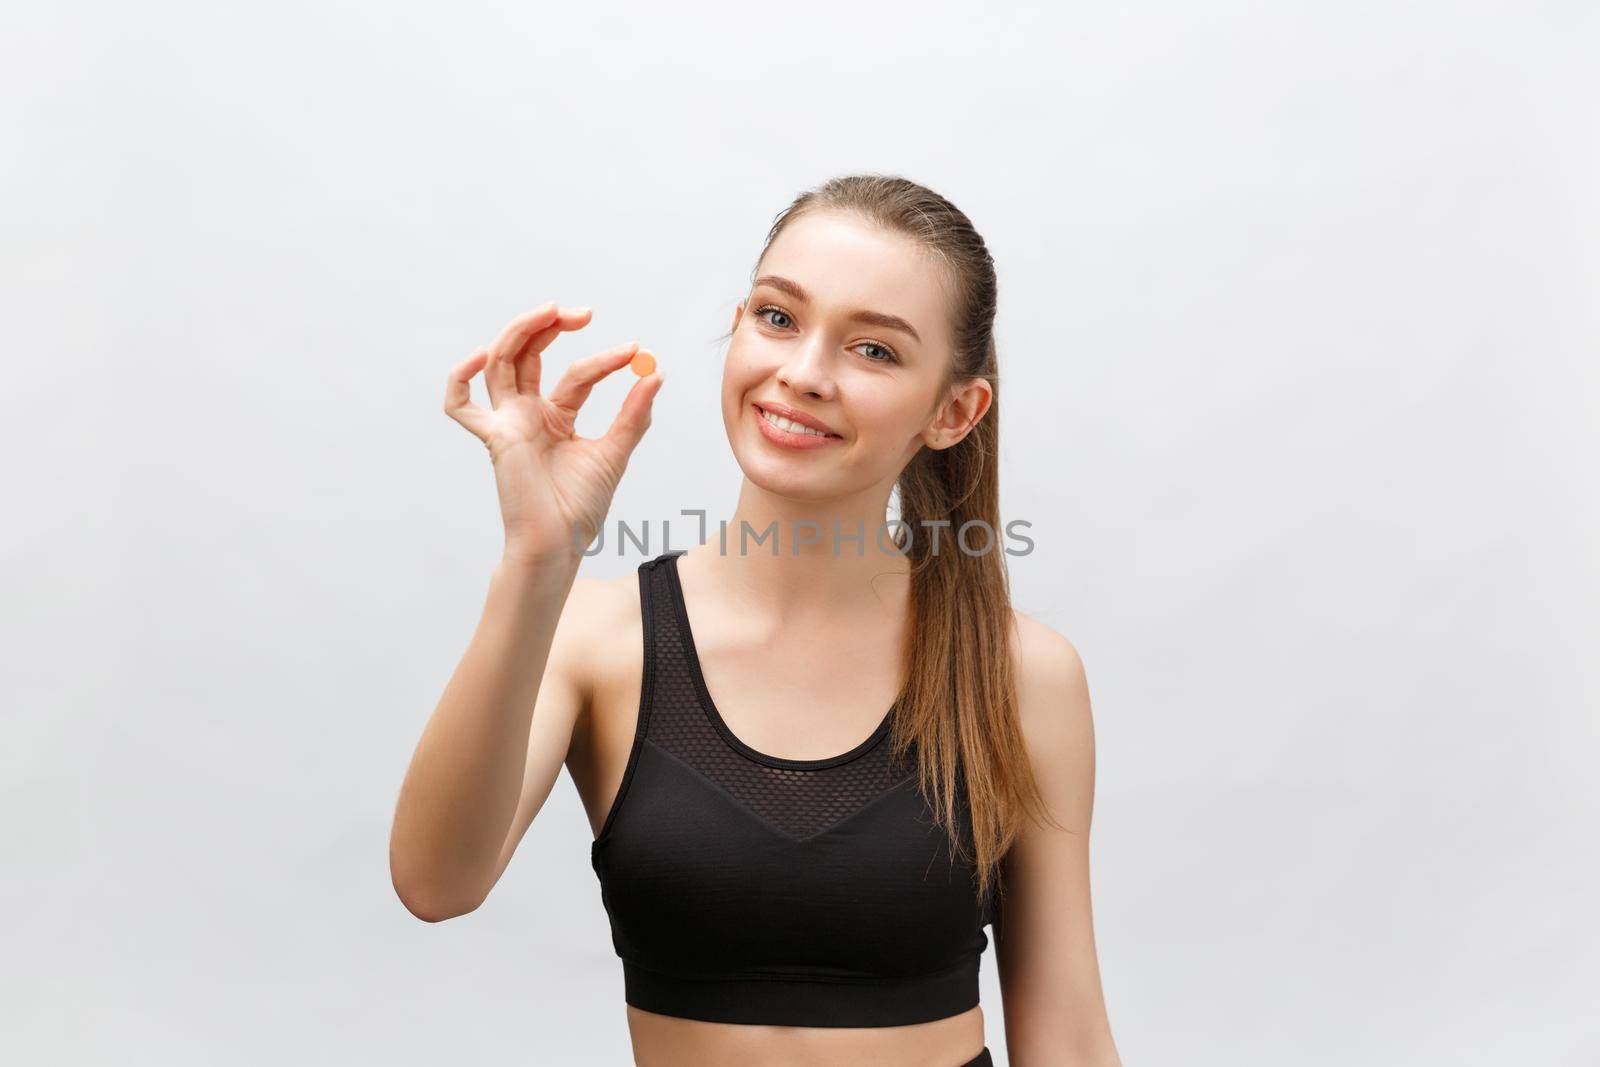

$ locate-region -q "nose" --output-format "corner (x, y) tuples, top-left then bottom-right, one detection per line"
(776, 333), (837, 401)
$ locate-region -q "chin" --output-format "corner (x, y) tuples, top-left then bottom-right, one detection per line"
(737, 446), (834, 496)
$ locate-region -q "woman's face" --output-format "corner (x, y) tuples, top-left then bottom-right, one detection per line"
(721, 209), (983, 501)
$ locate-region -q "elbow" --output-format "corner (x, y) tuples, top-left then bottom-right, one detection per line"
(390, 854), (486, 923)
(393, 882), (484, 923)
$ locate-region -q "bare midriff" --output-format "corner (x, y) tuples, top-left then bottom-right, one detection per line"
(623, 1003), (985, 1067)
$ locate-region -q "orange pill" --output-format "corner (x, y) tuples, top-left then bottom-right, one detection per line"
(630, 349), (657, 376)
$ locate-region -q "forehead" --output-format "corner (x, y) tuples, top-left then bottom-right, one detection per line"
(756, 210), (950, 343)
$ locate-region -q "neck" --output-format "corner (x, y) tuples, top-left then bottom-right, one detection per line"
(683, 477), (912, 619)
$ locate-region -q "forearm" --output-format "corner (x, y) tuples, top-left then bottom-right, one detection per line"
(389, 553), (580, 918)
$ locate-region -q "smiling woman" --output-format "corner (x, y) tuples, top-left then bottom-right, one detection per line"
(391, 173), (1122, 1067)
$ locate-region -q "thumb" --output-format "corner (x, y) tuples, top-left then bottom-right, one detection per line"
(596, 369), (663, 470)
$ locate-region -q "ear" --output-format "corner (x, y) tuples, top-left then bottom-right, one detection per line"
(921, 377), (993, 451)
(731, 300), (746, 334)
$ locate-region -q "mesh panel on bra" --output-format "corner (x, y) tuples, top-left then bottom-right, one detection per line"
(640, 553), (917, 842)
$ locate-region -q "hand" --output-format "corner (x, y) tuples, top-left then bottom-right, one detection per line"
(443, 302), (662, 564)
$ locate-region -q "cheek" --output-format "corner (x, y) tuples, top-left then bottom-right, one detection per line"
(720, 351), (766, 422)
(851, 389), (926, 438)
(729, 334), (776, 370)
(721, 337), (789, 399)
(721, 347), (761, 397)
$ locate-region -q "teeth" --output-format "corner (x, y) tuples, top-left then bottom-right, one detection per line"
(760, 408), (831, 437)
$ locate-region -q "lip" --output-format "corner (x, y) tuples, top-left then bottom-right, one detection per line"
(753, 401), (841, 437)
(751, 402), (843, 450)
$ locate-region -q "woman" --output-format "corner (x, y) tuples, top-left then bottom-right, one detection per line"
(390, 174), (1121, 1066)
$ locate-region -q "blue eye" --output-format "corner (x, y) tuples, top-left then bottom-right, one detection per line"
(751, 304), (900, 365)
(754, 305), (793, 330)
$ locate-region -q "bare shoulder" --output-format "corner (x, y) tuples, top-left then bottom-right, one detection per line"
(554, 569), (645, 713)
(1010, 608), (1092, 730)
(1008, 608), (1096, 828)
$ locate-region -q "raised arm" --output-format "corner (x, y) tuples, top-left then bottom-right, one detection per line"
(388, 302), (661, 922)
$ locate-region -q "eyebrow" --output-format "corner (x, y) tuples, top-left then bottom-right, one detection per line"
(751, 275), (922, 345)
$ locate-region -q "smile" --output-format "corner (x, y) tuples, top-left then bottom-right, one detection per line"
(752, 403), (843, 450)
(761, 408), (831, 436)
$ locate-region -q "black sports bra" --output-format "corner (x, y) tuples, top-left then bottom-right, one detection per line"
(588, 550), (995, 1027)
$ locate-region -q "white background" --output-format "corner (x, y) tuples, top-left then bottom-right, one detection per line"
(3, 2), (1596, 1063)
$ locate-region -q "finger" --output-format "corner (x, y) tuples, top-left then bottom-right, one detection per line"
(546, 340), (640, 413)
(513, 305), (594, 396)
(444, 347), (493, 440)
(595, 365), (664, 469)
(485, 302), (560, 408)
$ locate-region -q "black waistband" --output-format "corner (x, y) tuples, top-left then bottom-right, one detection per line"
(621, 955), (981, 1028)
